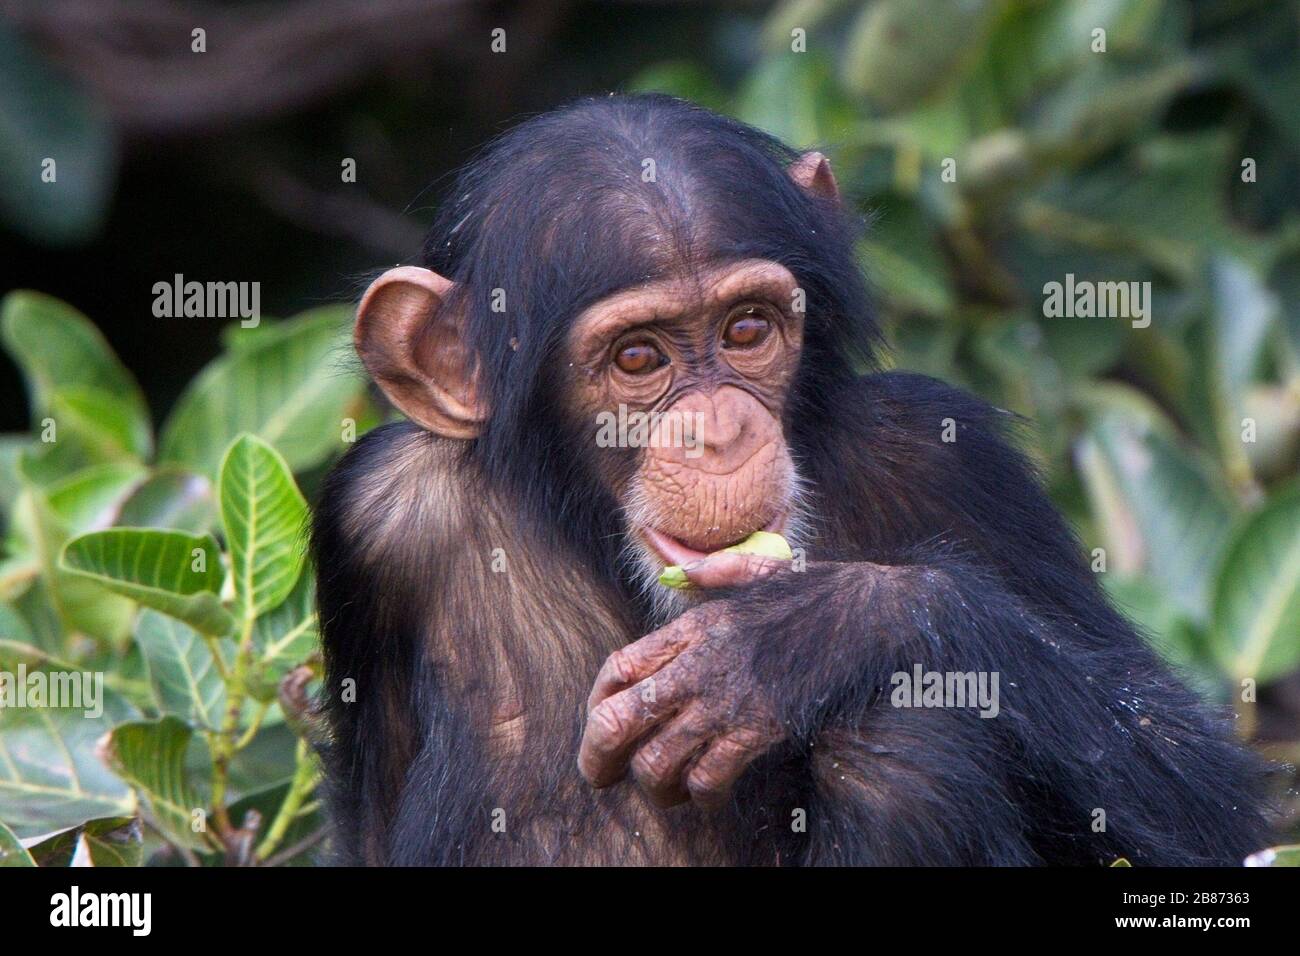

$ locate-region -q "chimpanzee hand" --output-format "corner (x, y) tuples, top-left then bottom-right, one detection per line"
(578, 599), (783, 809)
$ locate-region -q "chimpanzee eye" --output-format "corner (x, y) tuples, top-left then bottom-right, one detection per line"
(614, 341), (665, 375)
(723, 309), (771, 348)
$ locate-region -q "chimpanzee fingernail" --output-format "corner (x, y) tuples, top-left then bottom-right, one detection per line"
(683, 559), (705, 571)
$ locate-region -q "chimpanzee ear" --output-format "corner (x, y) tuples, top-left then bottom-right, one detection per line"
(355, 266), (487, 439)
(789, 151), (840, 203)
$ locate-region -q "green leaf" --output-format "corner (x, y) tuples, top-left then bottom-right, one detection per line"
(115, 468), (216, 533)
(0, 818), (35, 866)
(43, 461), (147, 531)
(736, 53), (849, 148)
(1103, 575), (1214, 692)
(1246, 844), (1300, 867)
(1029, 133), (1266, 276)
(159, 307), (364, 476)
(0, 291), (145, 429)
(60, 528), (234, 636)
(859, 199), (954, 316)
(219, 434), (308, 619)
(224, 721), (301, 796)
(74, 816), (144, 867)
(1075, 413), (1234, 621)
(21, 816), (142, 867)
(249, 569), (318, 702)
(0, 434), (26, 520)
(20, 826), (78, 866)
(80, 816), (144, 867)
(1035, 60), (1195, 163)
(1040, 313), (1125, 381)
(842, 0), (997, 109)
(1209, 482), (1300, 683)
(135, 610), (232, 730)
(49, 386), (152, 461)
(1240, 385), (1300, 480)
(1208, 257), (1279, 480)
(0, 24), (117, 244)
(0, 641), (138, 837)
(889, 315), (962, 380)
(8, 582), (63, 653)
(1272, 250), (1300, 356)
(0, 463), (147, 640)
(15, 388), (152, 488)
(105, 717), (208, 850)
(1210, 255), (1279, 383)
(0, 602), (33, 644)
(1038, 0), (1168, 59)
(8, 483), (136, 643)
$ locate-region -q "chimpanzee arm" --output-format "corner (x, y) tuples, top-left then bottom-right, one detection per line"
(742, 558), (1270, 865)
(580, 556), (1269, 865)
(783, 371), (1271, 864)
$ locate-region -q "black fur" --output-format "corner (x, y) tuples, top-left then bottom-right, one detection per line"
(312, 94), (1272, 865)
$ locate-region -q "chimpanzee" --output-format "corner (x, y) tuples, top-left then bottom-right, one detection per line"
(311, 93), (1271, 865)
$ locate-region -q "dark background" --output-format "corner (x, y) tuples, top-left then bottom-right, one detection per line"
(0, 0), (760, 429)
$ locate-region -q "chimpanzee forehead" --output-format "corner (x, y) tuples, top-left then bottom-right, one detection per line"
(569, 258), (799, 346)
(534, 201), (799, 326)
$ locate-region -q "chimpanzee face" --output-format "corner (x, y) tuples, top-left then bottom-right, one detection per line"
(564, 258), (805, 564)
(351, 151), (838, 590)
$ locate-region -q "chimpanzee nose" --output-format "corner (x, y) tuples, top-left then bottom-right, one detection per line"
(692, 392), (744, 452)
(660, 386), (761, 472)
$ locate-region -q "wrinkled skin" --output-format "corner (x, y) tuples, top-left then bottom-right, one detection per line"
(565, 259), (804, 554)
(579, 552), (786, 807)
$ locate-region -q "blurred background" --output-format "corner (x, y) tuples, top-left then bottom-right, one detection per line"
(1, 0), (1298, 865)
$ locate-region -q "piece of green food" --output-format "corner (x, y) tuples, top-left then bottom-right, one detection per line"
(658, 565), (691, 590)
(657, 531), (793, 589)
(720, 530), (793, 560)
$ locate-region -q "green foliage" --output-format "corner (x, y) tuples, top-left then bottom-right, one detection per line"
(1210, 482), (1300, 683)
(61, 529), (234, 636)
(158, 308), (364, 477)
(0, 295), (371, 865)
(0, 818), (35, 866)
(106, 717), (209, 851)
(218, 435), (309, 619)
(0, 641), (137, 834)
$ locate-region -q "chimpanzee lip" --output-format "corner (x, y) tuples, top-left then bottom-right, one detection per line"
(640, 514), (786, 567)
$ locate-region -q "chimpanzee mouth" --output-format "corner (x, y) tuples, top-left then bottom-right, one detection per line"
(639, 514), (786, 567)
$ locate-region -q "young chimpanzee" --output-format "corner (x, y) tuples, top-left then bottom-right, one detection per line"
(312, 93), (1272, 865)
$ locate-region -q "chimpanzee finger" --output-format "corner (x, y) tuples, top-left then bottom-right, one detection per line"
(630, 708), (713, 808)
(684, 728), (771, 810)
(681, 552), (786, 589)
(579, 666), (692, 788)
(585, 614), (703, 714)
